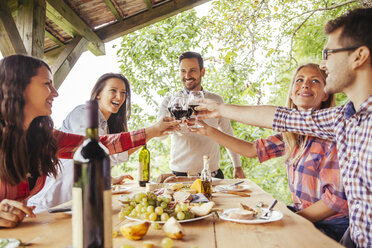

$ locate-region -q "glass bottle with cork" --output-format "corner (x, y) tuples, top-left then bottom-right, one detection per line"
(201, 155), (212, 200)
(138, 145), (150, 187)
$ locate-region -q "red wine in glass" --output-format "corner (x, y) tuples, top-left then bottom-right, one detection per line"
(171, 108), (187, 120)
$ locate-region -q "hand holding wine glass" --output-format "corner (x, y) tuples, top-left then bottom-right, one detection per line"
(188, 91), (204, 128)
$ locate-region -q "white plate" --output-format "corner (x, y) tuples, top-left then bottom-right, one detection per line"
(111, 185), (130, 194)
(0, 238), (21, 248)
(219, 208), (283, 224)
(214, 184), (251, 192)
(125, 213), (213, 224)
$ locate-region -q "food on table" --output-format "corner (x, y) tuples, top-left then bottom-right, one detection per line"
(120, 221), (150, 240)
(228, 209), (256, 220)
(163, 217), (185, 240)
(143, 241), (155, 248)
(119, 192), (197, 221)
(190, 202), (215, 217)
(173, 191), (192, 203)
(190, 179), (203, 193)
(169, 183), (184, 191)
(163, 176), (200, 183)
(161, 237), (174, 248)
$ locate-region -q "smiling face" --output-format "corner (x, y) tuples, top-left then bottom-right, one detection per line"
(180, 57), (205, 91)
(23, 66), (58, 128)
(320, 28), (355, 95)
(96, 77), (127, 120)
(289, 66), (329, 110)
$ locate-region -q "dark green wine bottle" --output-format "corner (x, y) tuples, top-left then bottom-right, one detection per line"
(139, 145), (150, 187)
(72, 100), (112, 248)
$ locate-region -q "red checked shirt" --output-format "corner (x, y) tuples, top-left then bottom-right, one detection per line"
(0, 129), (146, 203)
(255, 134), (348, 219)
(273, 95), (372, 248)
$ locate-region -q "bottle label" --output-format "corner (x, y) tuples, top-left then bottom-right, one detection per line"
(103, 189), (112, 248)
(72, 187), (83, 248)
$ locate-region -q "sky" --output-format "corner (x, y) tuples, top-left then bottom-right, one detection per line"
(0, 2), (211, 128)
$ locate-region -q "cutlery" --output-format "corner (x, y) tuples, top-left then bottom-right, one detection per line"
(227, 180), (245, 187)
(260, 199), (278, 220)
(48, 206), (72, 213)
(220, 190), (250, 197)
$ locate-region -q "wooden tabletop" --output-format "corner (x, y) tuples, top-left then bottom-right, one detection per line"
(0, 179), (342, 248)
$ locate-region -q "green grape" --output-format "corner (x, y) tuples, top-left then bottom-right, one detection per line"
(142, 197), (148, 203)
(135, 204), (143, 213)
(141, 213), (149, 220)
(118, 211), (126, 220)
(155, 206), (163, 215)
(163, 197), (171, 204)
(175, 204), (182, 213)
(141, 207), (147, 213)
(161, 237), (173, 248)
(177, 211), (185, 220)
(149, 212), (157, 221)
(147, 205), (154, 214)
(135, 192), (146, 203)
(181, 204), (189, 212)
(130, 201), (136, 207)
(148, 199), (156, 206)
(160, 202), (168, 209)
(161, 213), (169, 222)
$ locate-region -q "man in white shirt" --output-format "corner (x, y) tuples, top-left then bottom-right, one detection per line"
(158, 51), (245, 178)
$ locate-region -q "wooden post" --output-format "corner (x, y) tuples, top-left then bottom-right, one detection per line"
(16, 0), (46, 58)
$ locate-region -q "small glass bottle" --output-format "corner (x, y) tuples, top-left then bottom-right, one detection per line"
(201, 155), (212, 200)
(138, 145), (150, 187)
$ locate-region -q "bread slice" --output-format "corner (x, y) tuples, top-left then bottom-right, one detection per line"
(228, 209), (255, 220)
(173, 191), (192, 203)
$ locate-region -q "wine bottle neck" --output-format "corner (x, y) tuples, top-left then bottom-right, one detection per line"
(86, 128), (99, 140)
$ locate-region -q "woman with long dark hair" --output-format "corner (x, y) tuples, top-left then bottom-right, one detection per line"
(0, 54), (178, 227)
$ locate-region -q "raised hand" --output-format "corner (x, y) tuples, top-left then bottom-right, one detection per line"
(195, 99), (223, 120)
(0, 199), (36, 228)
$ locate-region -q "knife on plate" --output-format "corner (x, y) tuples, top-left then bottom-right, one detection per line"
(48, 206), (72, 213)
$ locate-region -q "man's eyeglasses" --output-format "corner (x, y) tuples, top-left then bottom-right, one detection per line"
(322, 46), (361, 60)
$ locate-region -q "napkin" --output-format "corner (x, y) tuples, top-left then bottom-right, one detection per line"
(191, 193), (209, 203)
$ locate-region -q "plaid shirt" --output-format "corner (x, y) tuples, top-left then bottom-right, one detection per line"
(273, 95), (372, 248)
(0, 129), (146, 202)
(255, 134), (348, 219)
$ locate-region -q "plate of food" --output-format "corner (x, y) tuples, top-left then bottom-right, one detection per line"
(214, 184), (251, 192)
(0, 238), (21, 248)
(111, 185), (130, 194)
(219, 208), (283, 224)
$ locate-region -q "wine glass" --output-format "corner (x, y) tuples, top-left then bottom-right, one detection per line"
(167, 96), (188, 135)
(188, 91), (204, 128)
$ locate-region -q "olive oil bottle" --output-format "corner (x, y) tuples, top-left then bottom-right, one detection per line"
(138, 145), (150, 187)
(201, 155), (212, 200)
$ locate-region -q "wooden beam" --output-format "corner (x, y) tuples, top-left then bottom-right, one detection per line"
(16, 0), (46, 58)
(103, 0), (122, 21)
(52, 36), (89, 89)
(0, 0), (27, 56)
(45, 30), (64, 47)
(96, 0), (210, 42)
(46, 0), (105, 56)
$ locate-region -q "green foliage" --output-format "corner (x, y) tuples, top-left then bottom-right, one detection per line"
(115, 0), (360, 205)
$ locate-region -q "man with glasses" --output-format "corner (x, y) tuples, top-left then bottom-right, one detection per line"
(196, 8), (372, 247)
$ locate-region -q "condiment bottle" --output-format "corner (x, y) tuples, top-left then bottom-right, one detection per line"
(201, 155), (212, 200)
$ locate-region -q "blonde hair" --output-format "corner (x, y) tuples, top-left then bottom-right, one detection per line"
(282, 63), (336, 165)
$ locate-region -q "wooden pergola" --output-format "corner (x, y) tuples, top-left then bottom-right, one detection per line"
(0, 0), (210, 89)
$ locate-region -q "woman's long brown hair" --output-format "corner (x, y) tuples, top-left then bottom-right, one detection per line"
(90, 73), (131, 133)
(0, 55), (59, 185)
(283, 63), (336, 165)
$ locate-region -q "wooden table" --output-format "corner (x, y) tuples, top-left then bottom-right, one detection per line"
(0, 179), (342, 248)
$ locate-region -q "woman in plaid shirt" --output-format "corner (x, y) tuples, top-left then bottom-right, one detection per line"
(0, 54), (179, 228)
(191, 63), (349, 241)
